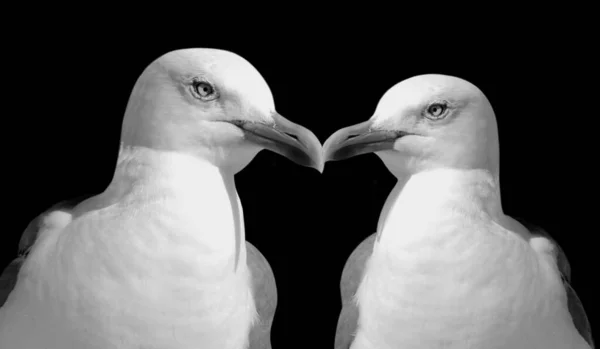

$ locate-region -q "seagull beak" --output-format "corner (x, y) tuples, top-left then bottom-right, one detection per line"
(233, 112), (324, 173)
(323, 120), (408, 163)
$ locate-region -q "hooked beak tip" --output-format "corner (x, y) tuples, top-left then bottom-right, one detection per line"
(322, 120), (407, 162)
(315, 160), (325, 174)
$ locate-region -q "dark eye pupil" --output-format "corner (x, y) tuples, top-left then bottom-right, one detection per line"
(429, 104), (445, 116)
(195, 82), (213, 96)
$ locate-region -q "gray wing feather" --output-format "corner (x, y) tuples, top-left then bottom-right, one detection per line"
(514, 217), (595, 348)
(0, 194), (94, 308)
(335, 233), (377, 349)
(246, 241), (277, 349)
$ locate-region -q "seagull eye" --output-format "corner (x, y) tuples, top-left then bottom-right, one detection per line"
(191, 80), (218, 101)
(424, 102), (448, 120)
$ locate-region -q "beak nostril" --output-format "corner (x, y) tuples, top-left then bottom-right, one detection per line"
(284, 132), (299, 141)
(346, 134), (359, 140)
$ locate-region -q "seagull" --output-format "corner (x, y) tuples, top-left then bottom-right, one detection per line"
(0, 48), (323, 349)
(323, 74), (594, 349)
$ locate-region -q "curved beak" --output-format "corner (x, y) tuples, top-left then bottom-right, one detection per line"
(323, 120), (408, 163)
(233, 112), (323, 173)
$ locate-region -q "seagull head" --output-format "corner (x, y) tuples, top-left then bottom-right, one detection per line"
(323, 74), (499, 177)
(121, 48), (323, 173)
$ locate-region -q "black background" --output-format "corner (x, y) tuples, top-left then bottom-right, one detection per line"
(2, 27), (596, 347)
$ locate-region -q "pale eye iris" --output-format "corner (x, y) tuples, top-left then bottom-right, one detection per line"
(194, 81), (214, 97)
(426, 103), (447, 119)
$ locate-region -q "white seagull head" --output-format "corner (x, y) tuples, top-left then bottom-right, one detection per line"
(121, 48), (323, 174)
(323, 74), (499, 178)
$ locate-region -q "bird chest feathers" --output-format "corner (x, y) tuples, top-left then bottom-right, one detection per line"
(0, 185), (256, 349)
(353, 173), (579, 348)
(356, 223), (578, 347)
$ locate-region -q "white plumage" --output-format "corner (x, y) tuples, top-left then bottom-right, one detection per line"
(0, 48), (322, 349)
(325, 74), (593, 349)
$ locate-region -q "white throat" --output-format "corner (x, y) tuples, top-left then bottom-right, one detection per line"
(376, 168), (504, 250)
(104, 145), (246, 273)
